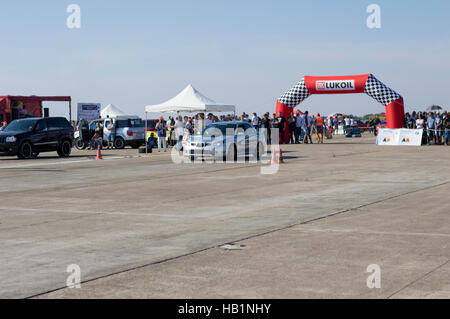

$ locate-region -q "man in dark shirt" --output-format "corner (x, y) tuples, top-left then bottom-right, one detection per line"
(275, 112), (286, 144)
(288, 112), (296, 144)
(260, 113), (272, 145)
(444, 112), (450, 146)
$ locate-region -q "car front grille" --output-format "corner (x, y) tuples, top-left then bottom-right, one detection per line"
(0, 137), (5, 144)
(191, 142), (206, 147)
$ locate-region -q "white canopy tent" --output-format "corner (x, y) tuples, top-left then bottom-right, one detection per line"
(101, 104), (127, 118)
(145, 84), (235, 114)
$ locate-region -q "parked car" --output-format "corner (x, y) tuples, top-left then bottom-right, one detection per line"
(183, 122), (265, 162)
(144, 119), (158, 133)
(74, 115), (145, 149)
(0, 117), (74, 159)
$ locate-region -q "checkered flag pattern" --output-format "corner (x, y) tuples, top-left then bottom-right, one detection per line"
(364, 74), (402, 106)
(278, 79), (311, 107)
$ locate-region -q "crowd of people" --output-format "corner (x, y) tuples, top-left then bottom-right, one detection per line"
(1, 110), (448, 148)
(404, 111), (449, 145)
(153, 111), (350, 152)
(151, 109), (449, 151)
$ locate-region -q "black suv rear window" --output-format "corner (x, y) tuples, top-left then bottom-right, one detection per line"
(47, 118), (72, 130)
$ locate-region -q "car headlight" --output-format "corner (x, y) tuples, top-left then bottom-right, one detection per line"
(6, 136), (16, 143)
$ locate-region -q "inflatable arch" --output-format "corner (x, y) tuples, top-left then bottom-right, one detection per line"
(275, 74), (404, 141)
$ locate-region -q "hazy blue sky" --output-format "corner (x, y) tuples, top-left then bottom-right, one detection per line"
(0, 0), (449, 118)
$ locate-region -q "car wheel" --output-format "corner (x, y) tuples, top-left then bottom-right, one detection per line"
(57, 140), (72, 157)
(74, 138), (86, 150)
(17, 142), (33, 160)
(114, 137), (126, 149)
(226, 144), (237, 163)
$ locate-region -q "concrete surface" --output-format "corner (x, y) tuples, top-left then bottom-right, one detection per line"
(0, 134), (448, 298)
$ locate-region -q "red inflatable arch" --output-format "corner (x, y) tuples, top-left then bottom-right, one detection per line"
(275, 74), (404, 142)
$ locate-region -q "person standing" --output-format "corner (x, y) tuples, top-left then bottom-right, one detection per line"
(173, 116), (185, 151)
(333, 117), (339, 135)
(252, 113), (260, 129)
(275, 112), (286, 144)
(435, 113), (443, 145)
(288, 112), (296, 144)
(106, 119), (116, 150)
(344, 116), (351, 134)
(95, 122), (103, 147)
(426, 112), (436, 145)
(405, 114), (414, 129)
(156, 117), (167, 152)
(295, 112), (303, 144)
(167, 117), (175, 146)
(416, 113), (424, 129)
(444, 112), (450, 146)
(302, 111), (312, 144)
(372, 116), (381, 136)
(186, 118), (194, 135)
(205, 113), (214, 127)
(260, 113), (271, 145)
(315, 113), (325, 144)
(196, 113), (205, 135)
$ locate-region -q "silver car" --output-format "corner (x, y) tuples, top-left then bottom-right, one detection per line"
(74, 116), (145, 150)
(106, 116), (145, 149)
(183, 122), (266, 162)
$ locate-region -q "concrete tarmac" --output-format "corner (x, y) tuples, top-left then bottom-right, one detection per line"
(0, 134), (448, 298)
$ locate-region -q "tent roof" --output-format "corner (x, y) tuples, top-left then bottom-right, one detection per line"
(101, 104), (127, 118)
(145, 85), (235, 113)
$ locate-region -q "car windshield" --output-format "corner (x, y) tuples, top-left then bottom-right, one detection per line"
(3, 119), (38, 132)
(202, 123), (236, 137)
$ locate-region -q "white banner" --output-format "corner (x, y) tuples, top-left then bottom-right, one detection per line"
(316, 80), (355, 91)
(377, 129), (423, 146)
(77, 103), (101, 123)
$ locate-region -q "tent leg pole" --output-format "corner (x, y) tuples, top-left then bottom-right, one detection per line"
(69, 101), (72, 123)
(145, 112), (148, 155)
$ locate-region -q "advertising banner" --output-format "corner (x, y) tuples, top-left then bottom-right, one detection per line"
(77, 103), (101, 123)
(377, 129), (423, 146)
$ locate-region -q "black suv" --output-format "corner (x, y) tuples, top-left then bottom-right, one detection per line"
(0, 117), (74, 159)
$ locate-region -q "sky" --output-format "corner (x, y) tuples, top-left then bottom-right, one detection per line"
(0, 0), (449, 119)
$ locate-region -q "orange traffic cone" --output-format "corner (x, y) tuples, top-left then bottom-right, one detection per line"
(96, 145), (103, 160)
(271, 150), (278, 165)
(277, 148), (285, 164)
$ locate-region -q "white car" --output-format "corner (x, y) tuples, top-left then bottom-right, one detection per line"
(184, 122), (266, 162)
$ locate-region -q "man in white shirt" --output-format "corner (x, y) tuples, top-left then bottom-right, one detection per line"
(252, 113), (259, 128)
(344, 116), (351, 133)
(196, 113), (205, 135)
(173, 116), (185, 151)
